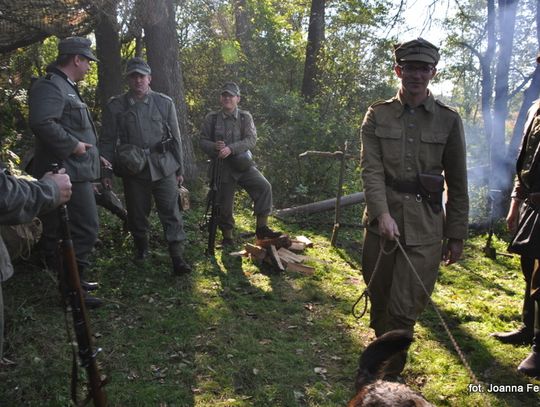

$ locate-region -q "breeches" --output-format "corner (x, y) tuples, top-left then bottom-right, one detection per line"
(361, 230), (442, 337)
(123, 173), (186, 255)
(217, 166), (272, 231)
(39, 181), (98, 268)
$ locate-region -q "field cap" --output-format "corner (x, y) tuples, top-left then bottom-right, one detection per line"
(394, 38), (440, 66)
(221, 82), (240, 96)
(58, 37), (98, 61)
(125, 57), (151, 76)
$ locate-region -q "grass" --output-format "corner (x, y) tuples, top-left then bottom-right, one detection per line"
(1, 199), (539, 406)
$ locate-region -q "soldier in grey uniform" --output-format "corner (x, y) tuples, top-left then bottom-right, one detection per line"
(360, 38), (469, 377)
(1, 165), (72, 366)
(29, 37), (103, 308)
(100, 58), (191, 275)
(200, 82), (281, 245)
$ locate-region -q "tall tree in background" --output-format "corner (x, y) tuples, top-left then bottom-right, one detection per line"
(94, 0), (123, 114)
(142, 0), (195, 178)
(301, 0), (325, 100)
(234, 0), (253, 58)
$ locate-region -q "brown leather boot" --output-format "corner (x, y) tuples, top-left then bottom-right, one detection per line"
(518, 352), (540, 377)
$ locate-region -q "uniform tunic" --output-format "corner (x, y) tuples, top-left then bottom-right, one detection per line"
(510, 101), (540, 304)
(360, 91), (469, 336)
(99, 90), (186, 253)
(29, 67), (100, 268)
(0, 168), (60, 358)
(200, 108), (272, 231)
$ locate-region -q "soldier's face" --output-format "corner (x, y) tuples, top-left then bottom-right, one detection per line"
(220, 93), (240, 112)
(128, 73), (151, 97)
(73, 55), (91, 81)
(395, 62), (436, 97)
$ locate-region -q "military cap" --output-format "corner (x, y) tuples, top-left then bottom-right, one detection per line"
(221, 82), (240, 96)
(393, 37), (440, 66)
(58, 37), (98, 61)
(125, 57), (151, 76)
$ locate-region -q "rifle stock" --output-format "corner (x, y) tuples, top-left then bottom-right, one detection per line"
(53, 165), (107, 406)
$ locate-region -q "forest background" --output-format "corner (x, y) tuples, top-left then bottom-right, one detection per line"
(1, 0), (540, 406)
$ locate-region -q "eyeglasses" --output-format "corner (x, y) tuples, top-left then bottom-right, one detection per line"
(398, 64), (435, 74)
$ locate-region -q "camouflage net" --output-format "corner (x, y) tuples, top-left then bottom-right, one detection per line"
(0, 0), (113, 53)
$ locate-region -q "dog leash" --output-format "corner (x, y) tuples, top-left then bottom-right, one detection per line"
(352, 238), (482, 389)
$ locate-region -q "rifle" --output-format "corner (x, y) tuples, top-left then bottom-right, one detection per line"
(53, 164), (108, 407)
(202, 158), (222, 256)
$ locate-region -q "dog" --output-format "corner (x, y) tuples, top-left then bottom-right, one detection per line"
(348, 330), (434, 407)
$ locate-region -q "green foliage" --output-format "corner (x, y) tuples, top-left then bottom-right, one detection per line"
(1, 205), (539, 406)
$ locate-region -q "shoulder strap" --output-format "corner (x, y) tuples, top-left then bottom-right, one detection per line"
(211, 112), (218, 141)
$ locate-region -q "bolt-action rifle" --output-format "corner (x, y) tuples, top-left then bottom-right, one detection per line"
(53, 164), (108, 407)
(202, 158), (222, 256)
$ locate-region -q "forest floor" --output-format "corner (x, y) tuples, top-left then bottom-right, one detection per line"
(0, 196), (538, 406)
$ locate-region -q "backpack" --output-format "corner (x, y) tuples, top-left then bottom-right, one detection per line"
(0, 218), (42, 261)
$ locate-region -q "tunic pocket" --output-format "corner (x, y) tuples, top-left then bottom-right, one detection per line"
(66, 100), (90, 130)
(374, 126), (402, 164)
(420, 131), (447, 167)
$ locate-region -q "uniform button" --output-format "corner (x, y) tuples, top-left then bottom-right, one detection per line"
(409, 109), (415, 114)
(408, 138), (414, 143)
(406, 152), (412, 157)
(408, 123), (415, 128)
(404, 195), (410, 200)
(407, 167), (412, 171)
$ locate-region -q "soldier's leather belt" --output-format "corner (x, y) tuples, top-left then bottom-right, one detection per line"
(386, 178), (419, 194)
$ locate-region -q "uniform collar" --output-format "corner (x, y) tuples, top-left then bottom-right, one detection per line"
(47, 66), (77, 87)
(394, 90), (435, 117)
(221, 107), (239, 120)
(127, 88), (152, 105)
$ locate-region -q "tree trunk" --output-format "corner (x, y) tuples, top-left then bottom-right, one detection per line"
(142, 0), (196, 179)
(274, 192), (364, 217)
(506, 0), (540, 191)
(301, 0), (325, 101)
(94, 0), (123, 115)
(489, 0), (518, 217)
(481, 0), (496, 145)
(234, 0), (252, 57)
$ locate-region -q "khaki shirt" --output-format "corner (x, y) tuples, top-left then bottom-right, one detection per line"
(512, 100), (540, 198)
(361, 91), (469, 245)
(99, 90), (184, 181)
(199, 108), (257, 181)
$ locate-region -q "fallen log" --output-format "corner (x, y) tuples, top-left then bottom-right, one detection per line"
(275, 192), (365, 217)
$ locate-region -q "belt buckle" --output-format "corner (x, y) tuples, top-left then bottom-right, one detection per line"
(415, 194), (422, 202)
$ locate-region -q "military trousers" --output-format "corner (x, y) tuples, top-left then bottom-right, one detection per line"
(361, 230), (442, 337)
(123, 172), (186, 257)
(217, 166), (272, 232)
(39, 181), (98, 269)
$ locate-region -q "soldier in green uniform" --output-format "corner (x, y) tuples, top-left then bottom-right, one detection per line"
(199, 82), (281, 245)
(494, 52), (540, 376)
(29, 37), (103, 308)
(1, 165), (72, 367)
(99, 58), (191, 275)
(360, 38), (469, 377)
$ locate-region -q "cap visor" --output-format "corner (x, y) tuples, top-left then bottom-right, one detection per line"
(399, 54), (436, 64)
(221, 90), (237, 96)
(126, 68), (151, 76)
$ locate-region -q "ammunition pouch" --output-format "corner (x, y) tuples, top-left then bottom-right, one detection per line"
(227, 150), (254, 172)
(387, 173), (445, 213)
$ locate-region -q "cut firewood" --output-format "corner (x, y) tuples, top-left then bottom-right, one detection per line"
(268, 245), (285, 271)
(256, 234), (292, 249)
(293, 235), (313, 247)
(277, 247), (304, 263)
(245, 243), (267, 260)
(229, 250), (247, 257)
(288, 241), (306, 252)
(286, 262), (315, 275)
